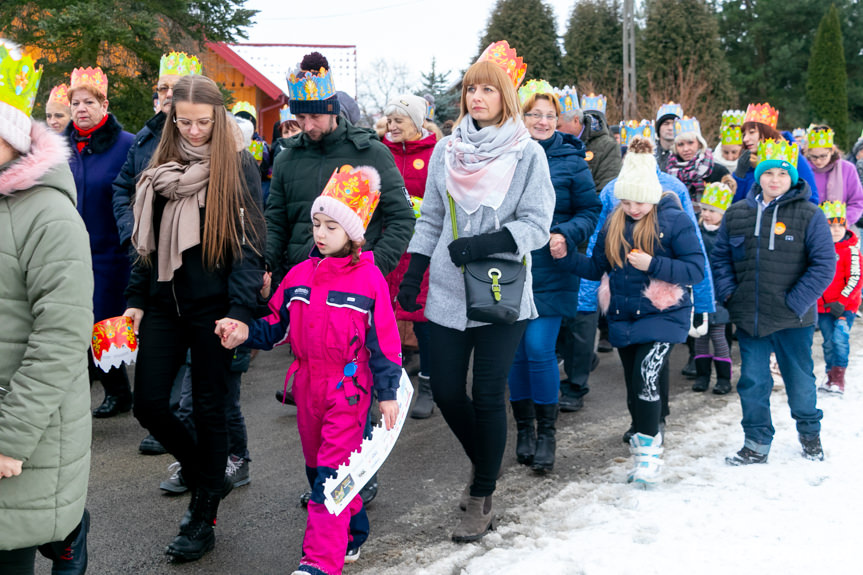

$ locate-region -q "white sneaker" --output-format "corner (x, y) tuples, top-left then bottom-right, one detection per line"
(627, 433), (664, 485)
(345, 547), (361, 563)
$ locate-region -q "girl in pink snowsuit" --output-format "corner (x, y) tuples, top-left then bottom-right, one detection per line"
(220, 165), (401, 575)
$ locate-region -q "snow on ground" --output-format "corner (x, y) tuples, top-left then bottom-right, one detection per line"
(363, 338), (863, 575)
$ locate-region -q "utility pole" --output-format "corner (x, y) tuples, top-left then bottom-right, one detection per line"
(622, 0), (637, 120)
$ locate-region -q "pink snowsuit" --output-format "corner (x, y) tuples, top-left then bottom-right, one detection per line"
(247, 250), (402, 575)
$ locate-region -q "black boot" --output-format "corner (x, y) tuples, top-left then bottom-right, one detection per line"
(166, 489), (221, 562)
(681, 338), (697, 378)
(410, 375), (435, 419)
(712, 359), (733, 395)
(532, 403), (558, 473)
(692, 357), (712, 392)
(511, 399), (536, 465)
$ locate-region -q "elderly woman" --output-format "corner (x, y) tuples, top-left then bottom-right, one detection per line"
(805, 126), (863, 226)
(65, 67), (136, 418)
(508, 80), (599, 473)
(666, 117), (736, 211)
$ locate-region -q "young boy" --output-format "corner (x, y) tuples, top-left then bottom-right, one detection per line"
(816, 201), (861, 394)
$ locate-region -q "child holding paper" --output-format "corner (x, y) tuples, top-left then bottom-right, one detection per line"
(218, 165), (400, 575)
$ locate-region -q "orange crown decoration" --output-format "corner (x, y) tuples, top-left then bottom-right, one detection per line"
(743, 102), (778, 129)
(315, 165), (382, 240)
(70, 66), (108, 98)
(91, 316), (138, 372)
(48, 83), (69, 107)
(477, 41), (527, 88)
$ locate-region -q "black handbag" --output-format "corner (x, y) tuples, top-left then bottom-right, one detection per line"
(449, 194), (526, 324)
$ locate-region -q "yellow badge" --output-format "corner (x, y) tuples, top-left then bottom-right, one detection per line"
(774, 222), (786, 235)
(585, 151), (594, 162)
(413, 159), (425, 170)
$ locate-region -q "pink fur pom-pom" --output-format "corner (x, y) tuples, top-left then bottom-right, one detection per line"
(354, 165), (381, 192)
(598, 273), (611, 315)
(642, 279), (684, 311)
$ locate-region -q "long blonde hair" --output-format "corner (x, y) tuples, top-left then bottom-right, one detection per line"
(150, 75), (260, 271)
(604, 203), (661, 269)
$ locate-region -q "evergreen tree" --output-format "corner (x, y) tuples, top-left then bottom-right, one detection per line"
(418, 58), (459, 124)
(476, 0), (562, 86)
(806, 4), (848, 148)
(1, 0), (255, 130)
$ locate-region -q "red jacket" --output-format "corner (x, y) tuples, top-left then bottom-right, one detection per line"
(383, 132), (437, 322)
(818, 230), (862, 314)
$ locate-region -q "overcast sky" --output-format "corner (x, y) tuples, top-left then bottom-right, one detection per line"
(244, 0), (579, 84)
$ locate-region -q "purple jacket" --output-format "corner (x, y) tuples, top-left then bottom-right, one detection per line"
(808, 158), (863, 225)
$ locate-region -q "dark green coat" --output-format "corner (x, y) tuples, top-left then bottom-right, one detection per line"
(265, 118), (414, 276)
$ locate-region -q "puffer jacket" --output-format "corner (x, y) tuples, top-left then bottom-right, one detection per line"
(246, 250), (402, 402)
(818, 229), (862, 314)
(557, 194), (704, 347)
(699, 223), (730, 324)
(0, 122), (93, 549)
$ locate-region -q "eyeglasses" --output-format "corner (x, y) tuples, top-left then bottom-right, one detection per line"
(808, 153), (831, 161)
(174, 117), (214, 130)
(524, 112), (557, 121)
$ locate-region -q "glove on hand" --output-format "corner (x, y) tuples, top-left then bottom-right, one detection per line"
(827, 301), (845, 319)
(396, 254), (429, 312)
(447, 229), (517, 267)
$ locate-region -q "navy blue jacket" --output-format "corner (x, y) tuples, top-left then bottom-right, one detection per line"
(65, 114), (135, 322)
(558, 194), (705, 347)
(532, 132), (601, 317)
(733, 130), (819, 205)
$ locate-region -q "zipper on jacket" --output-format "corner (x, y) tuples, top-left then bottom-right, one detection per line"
(240, 207), (246, 246)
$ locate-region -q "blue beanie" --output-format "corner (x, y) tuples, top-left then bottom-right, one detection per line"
(289, 95), (340, 116)
(754, 158), (799, 186)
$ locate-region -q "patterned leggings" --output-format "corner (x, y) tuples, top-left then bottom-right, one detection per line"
(618, 342), (672, 437)
(694, 324), (731, 360)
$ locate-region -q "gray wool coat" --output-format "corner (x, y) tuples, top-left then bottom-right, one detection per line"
(408, 135), (556, 331)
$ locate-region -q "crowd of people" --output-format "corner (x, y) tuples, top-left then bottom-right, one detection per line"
(1, 35), (861, 575)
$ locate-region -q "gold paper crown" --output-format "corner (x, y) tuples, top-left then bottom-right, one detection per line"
(321, 165), (381, 229)
(70, 66), (108, 98)
(0, 40), (43, 116)
(757, 138), (798, 167)
(700, 182), (733, 212)
(48, 83), (69, 107)
(232, 101), (257, 120)
(477, 41), (527, 88)
(721, 126), (742, 146)
(820, 201), (846, 223)
(518, 79), (554, 104)
(721, 109), (745, 128)
(807, 128), (834, 149)
(744, 102), (778, 129)
(287, 67), (336, 101)
(159, 51), (202, 77)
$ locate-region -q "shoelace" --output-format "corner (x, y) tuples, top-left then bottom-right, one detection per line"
(225, 458), (242, 477)
(167, 461), (182, 479)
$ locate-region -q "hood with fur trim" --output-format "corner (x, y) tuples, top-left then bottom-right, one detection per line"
(0, 121), (74, 205)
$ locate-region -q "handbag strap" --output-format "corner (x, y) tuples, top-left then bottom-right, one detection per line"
(447, 192), (526, 266)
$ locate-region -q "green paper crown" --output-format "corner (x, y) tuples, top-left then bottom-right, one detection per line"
(159, 52), (202, 77)
(0, 40), (43, 117)
(757, 138), (798, 168)
(248, 140), (263, 161)
(518, 79), (554, 105)
(807, 128), (834, 149)
(721, 109), (745, 129)
(232, 101), (256, 120)
(721, 126), (742, 146)
(820, 201), (846, 223)
(700, 182), (733, 212)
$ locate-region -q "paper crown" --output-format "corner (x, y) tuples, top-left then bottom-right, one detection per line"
(744, 102), (778, 129)
(674, 116), (702, 138)
(279, 105), (295, 123)
(248, 140), (263, 161)
(820, 201), (846, 223)
(807, 128), (834, 149)
(0, 41), (43, 116)
(518, 79), (554, 104)
(555, 85), (579, 113)
(700, 182), (733, 212)
(477, 41), (527, 88)
(287, 67), (336, 102)
(757, 138), (798, 167)
(721, 109), (746, 128)
(656, 101), (683, 122)
(320, 165), (381, 230)
(792, 128), (806, 139)
(410, 195), (423, 219)
(721, 126), (743, 146)
(581, 93), (607, 114)
(231, 100), (256, 120)
(159, 51), (202, 77)
(70, 66), (108, 98)
(48, 83), (69, 107)
(91, 316), (138, 372)
(425, 98), (435, 121)
(620, 120), (654, 146)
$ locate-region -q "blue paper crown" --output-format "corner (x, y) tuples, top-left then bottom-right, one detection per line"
(556, 85), (579, 113)
(287, 67), (336, 102)
(673, 116), (701, 138)
(656, 101), (683, 122)
(279, 105), (295, 123)
(425, 99), (435, 121)
(580, 93), (606, 114)
(620, 120), (654, 146)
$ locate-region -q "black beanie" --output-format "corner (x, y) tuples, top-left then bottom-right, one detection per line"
(290, 95), (340, 116)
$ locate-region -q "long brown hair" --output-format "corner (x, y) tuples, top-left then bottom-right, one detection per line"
(150, 75), (260, 271)
(604, 203), (660, 269)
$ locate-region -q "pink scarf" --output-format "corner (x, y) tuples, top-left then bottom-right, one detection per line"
(812, 152), (845, 203)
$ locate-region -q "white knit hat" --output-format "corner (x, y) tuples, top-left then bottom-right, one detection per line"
(0, 101), (31, 153)
(385, 94), (426, 133)
(614, 136), (662, 204)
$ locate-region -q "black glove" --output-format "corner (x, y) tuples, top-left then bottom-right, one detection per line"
(693, 311), (705, 329)
(396, 254), (430, 312)
(827, 301), (845, 319)
(447, 229), (518, 267)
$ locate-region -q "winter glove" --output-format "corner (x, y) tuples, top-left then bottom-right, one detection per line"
(447, 229), (518, 267)
(721, 174), (738, 195)
(827, 301), (845, 319)
(396, 253), (430, 312)
(689, 312), (709, 338)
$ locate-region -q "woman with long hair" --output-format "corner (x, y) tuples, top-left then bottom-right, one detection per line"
(124, 74), (265, 562)
(397, 44), (555, 542)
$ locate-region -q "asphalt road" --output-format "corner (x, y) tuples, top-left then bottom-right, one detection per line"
(35, 341), (739, 574)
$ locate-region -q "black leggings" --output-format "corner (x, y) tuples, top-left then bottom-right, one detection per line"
(428, 320), (527, 497)
(618, 342), (672, 437)
(133, 303), (232, 493)
(0, 516), (86, 575)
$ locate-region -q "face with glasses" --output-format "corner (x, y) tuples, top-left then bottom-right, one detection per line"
(523, 98), (558, 141)
(155, 74), (180, 114)
(807, 147), (833, 170)
(173, 101), (216, 147)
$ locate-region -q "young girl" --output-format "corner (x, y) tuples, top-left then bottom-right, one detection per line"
(692, 182), (734, 394)
(125, 74), (265, 562)
(222, 165), (401, 575)
(556, 136), (705, 485)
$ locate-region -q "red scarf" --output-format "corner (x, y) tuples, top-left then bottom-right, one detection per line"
(73, 114), (109, 153)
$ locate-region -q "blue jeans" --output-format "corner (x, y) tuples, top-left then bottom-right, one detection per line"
(818, 312), (855, 370)
(508, 316), (563, 405)
(736, 326), (823, 453)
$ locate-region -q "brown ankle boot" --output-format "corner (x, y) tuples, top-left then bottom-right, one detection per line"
(452, 494), (496, 542)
